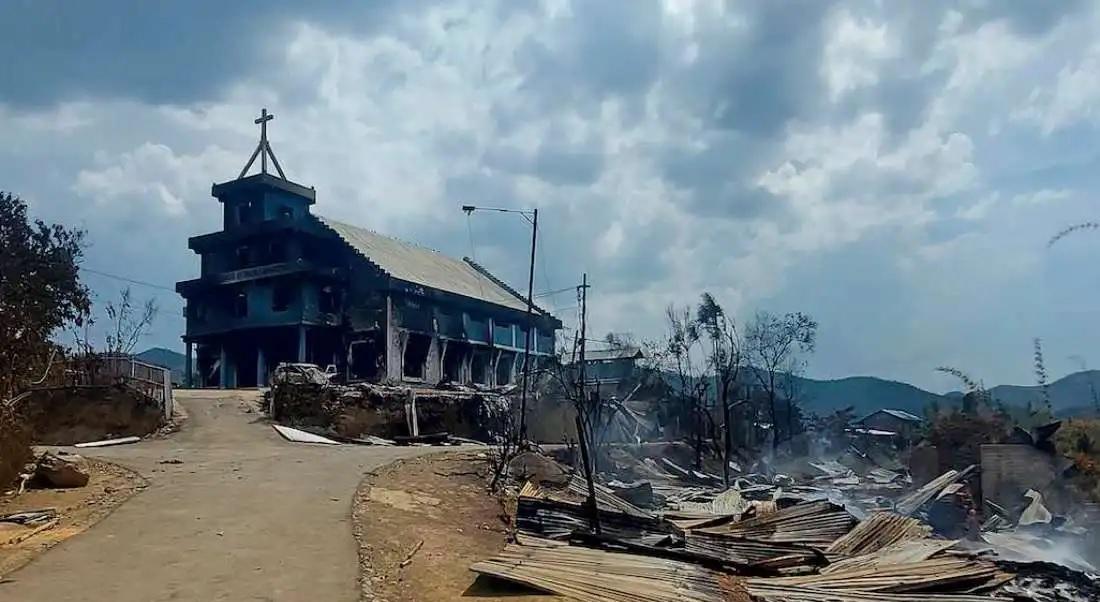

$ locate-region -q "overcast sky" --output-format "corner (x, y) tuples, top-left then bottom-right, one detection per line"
(4, 0), (1100, 391)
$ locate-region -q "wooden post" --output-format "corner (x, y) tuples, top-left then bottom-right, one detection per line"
(162, 367), (174, 421)
(405, 389), (419, 437)
(575, 414), (601, 535)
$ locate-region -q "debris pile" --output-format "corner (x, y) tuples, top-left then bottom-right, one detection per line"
(470, 449), (1100, 602)
(267, 363), (509, 442)
(0, 508), (60, 546)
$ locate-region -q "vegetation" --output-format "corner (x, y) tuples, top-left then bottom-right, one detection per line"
(746, 311), (817, 450)
(1055, 419), (1100, 502)
(0, 192), (90, 400)
(646, 295), (817, 471)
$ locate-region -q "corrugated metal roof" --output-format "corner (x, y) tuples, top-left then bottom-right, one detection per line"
(581, 347), (645, 362)
(315, 215), (532, 312)
(876, 409), (923, 422)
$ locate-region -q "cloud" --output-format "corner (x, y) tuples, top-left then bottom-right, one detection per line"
(822, 10), (899, 101)
(3, 0), (1100, 390)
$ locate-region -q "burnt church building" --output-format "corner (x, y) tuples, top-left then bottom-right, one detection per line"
(176, 110), (560, 388)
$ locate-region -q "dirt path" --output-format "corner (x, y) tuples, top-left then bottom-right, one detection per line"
(2, 389), (429, 602)
(355, 453), (556, 602)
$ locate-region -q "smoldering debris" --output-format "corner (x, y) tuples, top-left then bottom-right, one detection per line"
(471, 441), (1099, 602)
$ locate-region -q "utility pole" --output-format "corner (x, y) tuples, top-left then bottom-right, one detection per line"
(519, 207), (538, 443)
(574, 273), (599, 534)
(460, 204), (539, 445)
(577, 273), (589, 401)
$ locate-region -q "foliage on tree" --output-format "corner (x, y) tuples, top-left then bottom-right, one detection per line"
(695, 293), (744, 485)
(1033, 337), (1052, 413)
(103, 288), (159, 355)
(1048, 221), (1100, 247)
(655, 304), (711, 468)
(935, 366), (991, 414)
(0, 192), (90, 399)
(745, 311), (817, 450)
(927, 410), (1008, 470)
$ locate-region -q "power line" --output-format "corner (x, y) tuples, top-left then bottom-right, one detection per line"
(535, 285), (578, 299)
(82, 267), (177, 293)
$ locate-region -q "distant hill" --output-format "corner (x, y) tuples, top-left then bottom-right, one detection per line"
(982, 370), (1100, 415)
(135, 347), (191, 385)
(659, 367), (1099, 419)
(658, 368), (951, 419)
(803, 370), (1100, 419)
(796, 375), (949, 418)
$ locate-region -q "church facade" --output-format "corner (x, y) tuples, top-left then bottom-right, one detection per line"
(176, 110), (560, 388)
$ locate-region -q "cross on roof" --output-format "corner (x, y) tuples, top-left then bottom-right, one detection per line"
(238, 107), (287, 180)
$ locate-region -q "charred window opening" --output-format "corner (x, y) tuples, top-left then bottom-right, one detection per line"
(319, 286), (339, 314)
(278, 205), (293, 220)
(442, 343), (467, 383)
(471, 350), (490, 385)
(272, 285), (292, 312)
(235, 245), (251, 269)
(496, 351), (515, 385)
(236, 201), (255, 225)
(266, 240), (285, 263)
(233, 291), (248, 318)
(187, 303), (208, 323)
(348, 338), (383, 381)
(403, 333), (431, 379)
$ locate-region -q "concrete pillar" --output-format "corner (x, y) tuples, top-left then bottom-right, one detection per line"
(257, 347), (267, 387)
(491, 349), (502, 387)
(297, 325), (307, 363)
(219, 345), (228, 389)
(185, 341), (193, 388)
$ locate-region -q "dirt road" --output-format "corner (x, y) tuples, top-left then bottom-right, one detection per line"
(2, 389), (429, 602)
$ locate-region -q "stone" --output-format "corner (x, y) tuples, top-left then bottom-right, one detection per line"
(34, 452), (90, 488)
(507, 451), (569, 485)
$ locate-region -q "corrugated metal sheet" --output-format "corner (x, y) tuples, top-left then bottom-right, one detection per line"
(825, 512), (931, 556)
(521, 476), (655, 519)
(471, 540), (742, 602)
(895, 465), (977, 516)
(756, 557), (1006, 593)
(822, 538), (960, 574)
(316, 215), (531, 312)
(746, 583), (1009, 601)
(697, 501), (858, 547)
(683, 530), (825, 569)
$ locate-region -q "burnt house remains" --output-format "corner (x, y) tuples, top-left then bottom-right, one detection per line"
(176, 110), (560, 388)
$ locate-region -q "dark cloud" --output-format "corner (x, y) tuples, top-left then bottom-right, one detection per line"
(703, 1), (833, 136)
(661, 133), (784, 219)
(515, 1), (663, 101)
(0, 0), (415, 106)
(482, 138), (605, 187)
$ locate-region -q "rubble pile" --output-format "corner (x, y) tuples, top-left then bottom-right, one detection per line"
(472, 447), (1100, 602)
(267, 363), (509, 441)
